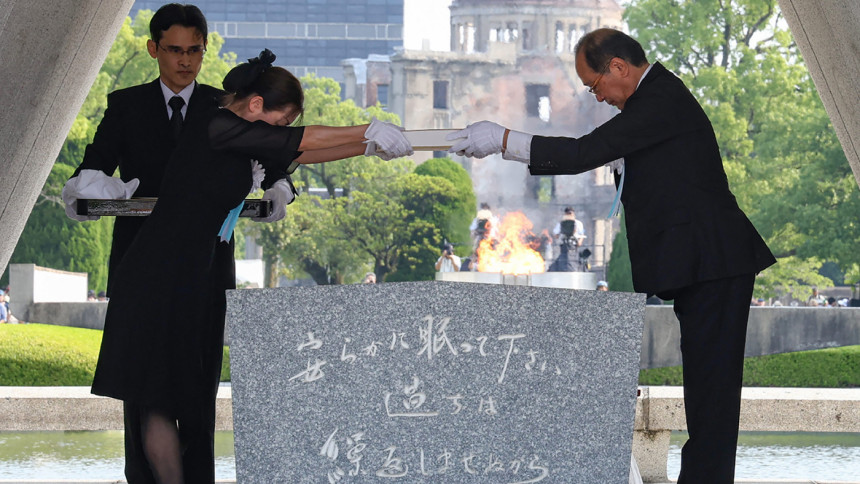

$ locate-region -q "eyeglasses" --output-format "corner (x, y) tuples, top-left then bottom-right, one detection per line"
(587, 59), (613, 94)
(157, 43), (206, 58)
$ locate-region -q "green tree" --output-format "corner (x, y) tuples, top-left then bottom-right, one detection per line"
(294, 75), (405, 198)
(4, 10), (235, 291)
(243, 191), (366, 286)
(387, 158), (476, 281)
(624, 0), (858, 296)
(254, 171), (466, 285)
(329, 186), (434, 282)
(412, 157), (475, 248)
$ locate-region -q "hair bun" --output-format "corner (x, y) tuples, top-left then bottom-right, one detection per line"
(222, 49), (277, 93)
(252, 49), (276, 67)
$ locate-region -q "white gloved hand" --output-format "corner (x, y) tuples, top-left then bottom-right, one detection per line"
(250, 160), (266, 192)
(364, 118), (414, 160)
(447, 121), (506, 159)
(252, 178), (296, 223)
(62, 169), (140, 222)
(363, 141), (402, 161)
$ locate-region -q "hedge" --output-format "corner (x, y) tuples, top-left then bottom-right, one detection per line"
(2, 323), (858, 388)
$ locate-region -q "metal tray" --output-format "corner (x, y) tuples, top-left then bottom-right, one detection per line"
(77, 198), (273, 218)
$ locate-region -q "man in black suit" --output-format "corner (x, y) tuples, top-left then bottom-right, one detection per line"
(448, 28), (776, 483)
(61, 4), (281, 482)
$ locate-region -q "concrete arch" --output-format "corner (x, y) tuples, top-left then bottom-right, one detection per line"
(0, 0), (134, 274)
(778, 0), (860, 185)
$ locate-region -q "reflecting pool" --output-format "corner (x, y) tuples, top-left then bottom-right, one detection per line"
(668, 431), (860, 481)
(1, 430), (859, 480)
(0, 431), (235, 479)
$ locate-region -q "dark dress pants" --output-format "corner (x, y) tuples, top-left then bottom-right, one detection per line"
(670, 273), (755, 484)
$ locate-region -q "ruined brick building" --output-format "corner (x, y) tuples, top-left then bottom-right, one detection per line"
(343, 0), (625, 272)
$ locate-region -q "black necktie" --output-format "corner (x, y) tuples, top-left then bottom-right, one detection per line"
(168, 96), (185, 141)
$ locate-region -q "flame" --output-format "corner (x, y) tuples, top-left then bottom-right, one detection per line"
(477, 211), (546, 274)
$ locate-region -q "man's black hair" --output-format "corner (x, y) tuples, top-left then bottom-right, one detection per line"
(150, 3), (208, 44)
(574, 28), (648, 72)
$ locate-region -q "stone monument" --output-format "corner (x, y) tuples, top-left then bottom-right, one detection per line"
(226, 281), (644, 483)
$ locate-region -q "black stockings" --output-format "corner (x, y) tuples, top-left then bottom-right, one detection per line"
(140, 408), (184, 484)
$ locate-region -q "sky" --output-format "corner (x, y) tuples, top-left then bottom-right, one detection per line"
(403, 0), (633, 52)
(403, 0), (453, 51)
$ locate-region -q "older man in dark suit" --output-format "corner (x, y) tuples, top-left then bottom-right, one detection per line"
(448, 28), (776, 483)
(61, 4), (286, 482)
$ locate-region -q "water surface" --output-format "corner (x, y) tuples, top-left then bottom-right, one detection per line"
(668, 431), (860, 481)
(1, 430), (859, 480)
(0, 431), (235, 479)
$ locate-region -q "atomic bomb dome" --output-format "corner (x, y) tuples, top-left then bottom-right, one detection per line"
(449, 0), (623, 53)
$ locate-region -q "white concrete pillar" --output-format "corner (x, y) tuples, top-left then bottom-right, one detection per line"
(779, 0), (860, 187)
(0, 0), (134, 275)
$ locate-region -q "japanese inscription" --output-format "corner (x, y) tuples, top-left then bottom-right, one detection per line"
(227, 281), (645, 483)
(290, 315), (558, 481)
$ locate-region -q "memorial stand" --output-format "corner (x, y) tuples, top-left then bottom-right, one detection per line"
(226, 281), (644, 483)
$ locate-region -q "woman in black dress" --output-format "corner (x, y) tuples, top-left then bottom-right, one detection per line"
(91, 50), (412, 483)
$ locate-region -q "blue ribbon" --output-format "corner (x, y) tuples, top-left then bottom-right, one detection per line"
(218, 201), (245, 242)
(607, 166), (625, 218)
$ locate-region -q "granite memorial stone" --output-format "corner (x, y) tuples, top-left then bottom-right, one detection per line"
(226, 281), (645, 483)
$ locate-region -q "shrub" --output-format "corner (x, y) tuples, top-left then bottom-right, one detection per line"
(0, 324), (102, 386)
(639, 345), (860, 387)
(3, 323), (858, 388)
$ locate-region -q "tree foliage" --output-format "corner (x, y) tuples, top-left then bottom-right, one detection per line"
(4, 10), (235, 291)
(292, 75), (406, 198)
(624, 0), (858, 297)
(412, 157), (475, 249)
(383, 158), (476, 282)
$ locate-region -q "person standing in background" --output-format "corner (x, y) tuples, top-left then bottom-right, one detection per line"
(435, 243), (461, 272)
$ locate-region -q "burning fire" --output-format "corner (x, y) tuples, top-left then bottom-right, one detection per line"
(477, 211), (546, 274)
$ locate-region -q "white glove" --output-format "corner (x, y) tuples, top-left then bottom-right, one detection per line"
(62, 169), (140, 222)
(364, 118), (414, 160)
(252, 178), (296, 223)
(250, 160), (266, 192)
(363, 141), (392, 160)
(447, 121), (506, 159)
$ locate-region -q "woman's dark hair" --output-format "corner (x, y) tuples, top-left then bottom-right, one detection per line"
(149, 4), (208, 44)
(574, 28), (648, 72)
(222, 49), (305, 120)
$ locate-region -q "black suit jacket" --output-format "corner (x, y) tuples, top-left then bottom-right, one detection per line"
(528, 63), (775, 295)
(73, 79), (229, 295)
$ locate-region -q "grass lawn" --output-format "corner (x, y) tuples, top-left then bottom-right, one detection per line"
(1, 322), (858, 387)
(0, 323), (231, 386)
